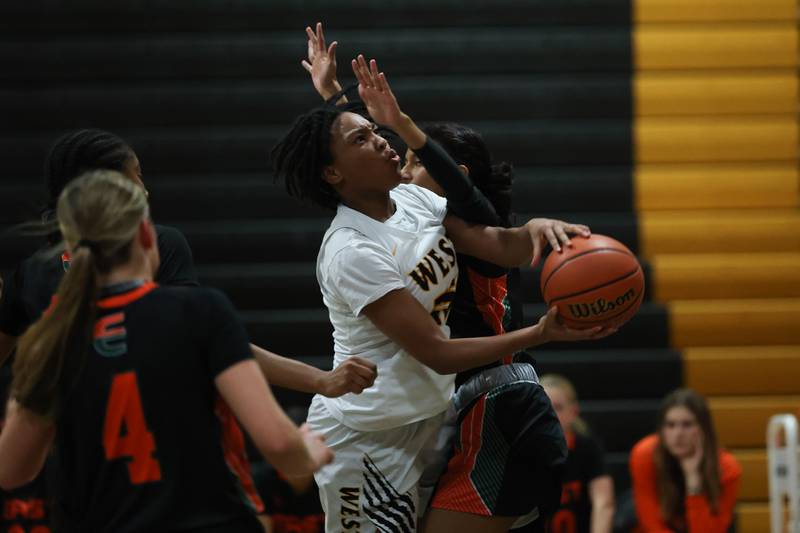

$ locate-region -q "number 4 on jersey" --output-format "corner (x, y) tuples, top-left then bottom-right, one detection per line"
(103, 372), (161, 484)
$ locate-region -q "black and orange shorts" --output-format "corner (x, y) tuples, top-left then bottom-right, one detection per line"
(430, 364), (566, 518)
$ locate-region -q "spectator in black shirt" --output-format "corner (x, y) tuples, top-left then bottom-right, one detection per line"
(530, 374), (614, 533)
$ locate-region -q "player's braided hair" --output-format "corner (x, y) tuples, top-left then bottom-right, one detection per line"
(422, 122), (514, 227)
(271, 106), (343, 211)
(45, 129), (134, 213)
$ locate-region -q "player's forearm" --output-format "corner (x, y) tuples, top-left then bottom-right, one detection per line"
(250, 344), (326, 394)
(420, 325), (546, 375)
(319, 80), (344, 102)
(0, 401), (54, 490)
(590, 502), (614, 533)
(261, 433), (317, 477)
(464, 224), (533, 269)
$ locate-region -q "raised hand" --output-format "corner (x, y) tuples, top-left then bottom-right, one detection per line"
(525, 218), (591, 267)
(319, 356), (378, 397)
(301, 22), (342, 100)
(351, 55), (404, 128)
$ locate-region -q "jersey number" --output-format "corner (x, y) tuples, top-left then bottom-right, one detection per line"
(102, 372), (162, 484)
(549, 509), (576, 533)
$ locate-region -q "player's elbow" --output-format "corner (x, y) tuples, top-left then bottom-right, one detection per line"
(425, 360), (456, 375)
(0, 467), (37, 491)
(257, 430), (299, 459)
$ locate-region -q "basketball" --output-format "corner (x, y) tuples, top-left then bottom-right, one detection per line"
(540, 234), (644, 329)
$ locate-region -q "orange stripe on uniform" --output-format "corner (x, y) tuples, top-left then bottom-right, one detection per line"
(97, 282), (158, 309)
(467, 270), (513, 364)
(214, 396), (265, 514)
(431, 395), (491, 514)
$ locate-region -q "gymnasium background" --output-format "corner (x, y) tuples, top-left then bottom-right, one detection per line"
(0, 1), (798, 531)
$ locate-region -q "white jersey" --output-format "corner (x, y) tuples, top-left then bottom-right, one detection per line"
(316, 184), (458, 431)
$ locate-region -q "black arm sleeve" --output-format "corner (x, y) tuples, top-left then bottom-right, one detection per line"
(155, 225), (199, 287)
(413, 139), (500, 227)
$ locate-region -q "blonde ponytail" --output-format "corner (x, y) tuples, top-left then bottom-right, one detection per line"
(12, 170), (148, 419)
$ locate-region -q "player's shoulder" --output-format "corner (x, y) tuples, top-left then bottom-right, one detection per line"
(719, 448), (743, 481)
(320, 217), (379, 263)
(154, 223), (188, 243)
(630, 433), (658, 467)
(393, 183), (448, 223)
(393, 183), (438, 204)
(149, 285), (233, 315)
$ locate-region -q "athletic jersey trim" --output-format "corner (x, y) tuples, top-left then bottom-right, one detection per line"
(97, 282), (158, 309)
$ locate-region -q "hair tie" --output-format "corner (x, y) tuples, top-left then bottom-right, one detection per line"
(76, 239), (97, 252)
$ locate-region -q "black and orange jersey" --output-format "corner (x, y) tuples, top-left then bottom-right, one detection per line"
(43, 281), (261, 533)
(0, 224), (198, 338)
(413, 140), (519, 387)
(546, 431), (607, 533)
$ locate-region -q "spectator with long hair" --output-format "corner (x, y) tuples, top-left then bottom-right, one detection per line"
(630, 388), (741, 533)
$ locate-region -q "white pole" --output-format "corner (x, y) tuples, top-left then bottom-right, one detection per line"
(767, 414), (800, 533)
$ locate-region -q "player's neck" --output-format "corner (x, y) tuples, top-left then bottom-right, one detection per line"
(343, 192), (395, 222)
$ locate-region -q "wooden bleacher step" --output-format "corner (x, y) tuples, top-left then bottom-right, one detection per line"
(640, 209), (800, 255)
(710, 395), (800, 448)
(684, 346), (800, 396)
(635, 0), (797, 23)
(651, 253), (800, 300)
(733, 449), (767, 502)
(635, 163), (798, 210)
(669, 299), (800, 347)
(736, 502), (770, 533)
(636, 72), (798, 117)
(634, 23), (798, 70)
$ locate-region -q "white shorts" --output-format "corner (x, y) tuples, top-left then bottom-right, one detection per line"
(307, 396), (447, 533)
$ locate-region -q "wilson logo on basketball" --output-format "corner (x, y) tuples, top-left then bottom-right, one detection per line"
(568, 288), (637, 319)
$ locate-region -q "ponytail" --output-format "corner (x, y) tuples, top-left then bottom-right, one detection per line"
(422, 122), (515, 227)
(12, 247), (96, 418)
(12, 170), (147, 419)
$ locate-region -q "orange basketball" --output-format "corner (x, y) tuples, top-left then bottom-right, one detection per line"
(540, 234), (644, 329)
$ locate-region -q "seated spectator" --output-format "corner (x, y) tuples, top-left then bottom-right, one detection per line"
(520, 374), (614, 533)
(630, 388), (741, 533)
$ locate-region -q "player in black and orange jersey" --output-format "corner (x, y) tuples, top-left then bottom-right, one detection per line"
(0, 170), (333, 533)
(0, 129), (198, 367)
